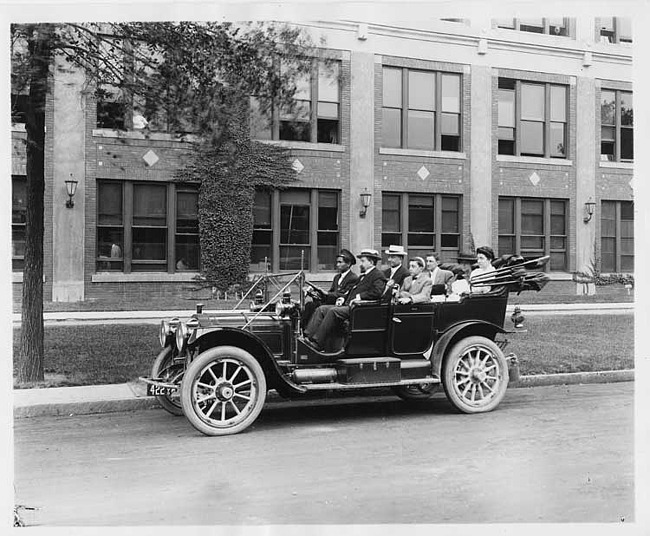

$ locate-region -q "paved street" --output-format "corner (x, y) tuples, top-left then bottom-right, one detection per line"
(14, 382), (634, 526)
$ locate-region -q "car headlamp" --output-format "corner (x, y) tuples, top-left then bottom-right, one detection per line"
(159, 320), (171, 347)
(175, 322), (188, 351)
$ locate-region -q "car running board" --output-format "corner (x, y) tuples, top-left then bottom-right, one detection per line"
(299, 377), (441, 391)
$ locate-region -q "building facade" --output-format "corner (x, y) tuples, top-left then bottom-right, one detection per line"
(11, 17), (634, 302)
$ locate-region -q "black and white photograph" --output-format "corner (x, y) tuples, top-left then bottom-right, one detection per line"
(3, 0), (648, 533)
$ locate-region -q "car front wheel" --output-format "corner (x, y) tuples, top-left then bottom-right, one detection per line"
(181, 346), (267, 436)
(442, 336), (509, 413)
(151, 347), (184, 416)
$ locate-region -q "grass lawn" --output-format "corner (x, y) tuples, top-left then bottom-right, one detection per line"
(12, 313), (634, 388)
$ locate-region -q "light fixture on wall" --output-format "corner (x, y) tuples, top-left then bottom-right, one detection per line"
(583, 197), (596, 223)
(359, 189), (372, 218)
(65, 174), (78, 208)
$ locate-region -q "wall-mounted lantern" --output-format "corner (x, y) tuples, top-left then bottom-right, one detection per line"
(583, 197), (596, 223)
(65, 174), (79, 208)
(359, 189), (372, 218)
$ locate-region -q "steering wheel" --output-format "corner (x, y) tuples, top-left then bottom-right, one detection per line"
(304, 280), (326, 300)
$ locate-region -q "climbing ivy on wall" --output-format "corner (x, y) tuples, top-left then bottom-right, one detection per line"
(177, 120), (296, 292)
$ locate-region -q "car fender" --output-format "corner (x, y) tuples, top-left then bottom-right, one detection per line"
(430, 320), (507, 377)
(193, 327), (307, 396)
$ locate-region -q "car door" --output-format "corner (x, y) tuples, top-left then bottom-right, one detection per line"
(389, 302), (436, 356)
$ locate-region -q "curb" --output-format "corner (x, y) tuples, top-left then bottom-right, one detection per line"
(13, 369), (634, 419)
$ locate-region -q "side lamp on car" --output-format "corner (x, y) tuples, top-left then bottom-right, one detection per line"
(175, 322), (188, 351)
(159, 320), (171, 347)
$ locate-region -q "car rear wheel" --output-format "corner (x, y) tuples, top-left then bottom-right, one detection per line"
(442, 336), (509, 413)
(151, 347), (184, 416)
(391, 383), (440, 401)
(181, 346), (267, 436)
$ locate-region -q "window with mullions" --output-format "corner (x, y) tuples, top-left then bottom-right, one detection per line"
(599, 17), (632, 44)
(600, 89), (633, 162)
(96, 84), (126, 129)
(250, 188), (340, 272)
(498, 197), (567, 271)
(381, 193), (461, 262)
(498, 78), (567, 158)
(601, 200), (634, 272)
(495, 18), (569, 36)
(382, 67), (462, 152)
(250, 60), (341, 144)
(96, 180), (199, 273)
(11, 94), (29, 124)
(12, 175), (27, 271)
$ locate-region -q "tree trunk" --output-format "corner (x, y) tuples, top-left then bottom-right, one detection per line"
(18, 24), (53, 383)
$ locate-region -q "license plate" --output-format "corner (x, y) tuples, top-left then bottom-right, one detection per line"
(146, 384), (178, 397)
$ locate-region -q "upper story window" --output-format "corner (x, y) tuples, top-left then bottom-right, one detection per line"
(12, 175), (26, 271)
(96, 180), (199, 273)
(251, 188), (340, 272)
(250, 60), (341, 144)
(498, 78), (567, 158)
(11, 94), (29, 124)
(96, 85), (126, 129)
(495, 18), (570, 36)
(382, 67), (462, 152)
(381, 192), (461, 262)
(599, 17), (632, 43)
(601, 89), (633, 162)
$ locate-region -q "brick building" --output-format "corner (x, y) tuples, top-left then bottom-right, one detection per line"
(11, 17), (634, 303)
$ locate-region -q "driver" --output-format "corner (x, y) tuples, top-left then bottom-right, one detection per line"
(302, 249), (386, 352)
(301, 249), (359, 329)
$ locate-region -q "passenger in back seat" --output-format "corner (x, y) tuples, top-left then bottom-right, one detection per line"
(398, 257), (433, 304)
(470, 246), (496, 294)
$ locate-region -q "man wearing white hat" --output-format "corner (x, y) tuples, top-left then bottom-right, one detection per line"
(383, 245), (410, 289)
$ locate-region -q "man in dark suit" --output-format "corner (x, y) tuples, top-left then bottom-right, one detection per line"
(383, 245), (410, 289)
(303, 249), (387, 352)
(301, 249), (359, 329)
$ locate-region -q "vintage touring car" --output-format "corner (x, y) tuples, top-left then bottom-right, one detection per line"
(141, 255), (549, 436)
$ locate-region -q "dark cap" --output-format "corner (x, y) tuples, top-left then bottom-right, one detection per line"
(337, 249), (356, 265)
(476, 246), (495, 261)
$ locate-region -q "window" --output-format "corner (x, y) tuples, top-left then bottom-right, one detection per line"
(12, 175), (27, 271)
(498, 78), (567, 158)
(601, 201), (634, 272)
(498, 197), (567, 271)
(96, 180), (199, 273)
(382, 67), (462, 152)
(251, 188), (340, 272)
(599, 17), (632, 43)
(96, 85), (126, 129)
(495, 18), (570, 36)
(381, 193), (461, 261)
(600, 89), (633, 162)
(11, 94), (29, 124)
(250, 60), (341, 144)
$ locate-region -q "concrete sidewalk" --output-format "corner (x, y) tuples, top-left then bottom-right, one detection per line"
(12, 302), (635, 325)
(13, 369), (634, 419)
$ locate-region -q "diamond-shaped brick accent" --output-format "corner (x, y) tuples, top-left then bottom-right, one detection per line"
(417, 165), (430, 180)
(528, 171), (540, 186)
(292, 159), (304, 173)
(143, 150), (159, 167)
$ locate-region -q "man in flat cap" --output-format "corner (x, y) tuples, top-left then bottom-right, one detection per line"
(303, 249), (387, 352)
(301, 249), (359, 329)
